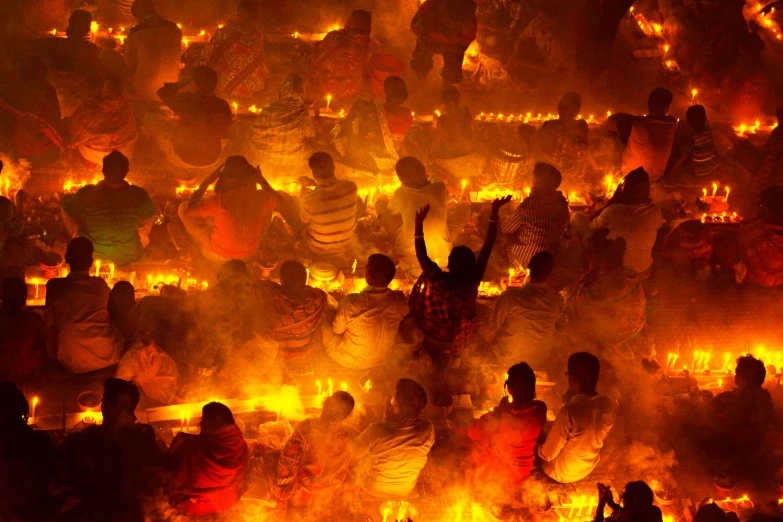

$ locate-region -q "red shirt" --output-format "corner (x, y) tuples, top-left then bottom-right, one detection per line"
(468, 399), (547, 485)
(190, 187), (277, 260)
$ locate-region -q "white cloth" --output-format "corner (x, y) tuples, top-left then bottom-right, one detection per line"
(590, 203), (663, 274)
(489, 282), (562, 367)
(354, 419), (434, 498)
(537, 393), (617, 484)
(116, 340), (178, 404)
(389, 181), (451, 262)
(621, 116), (677, 182)
(125, 17), (182, 101)
(324, 286), (409, 370)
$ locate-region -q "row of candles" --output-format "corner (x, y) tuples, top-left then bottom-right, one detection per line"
(665, 347), (783, 375)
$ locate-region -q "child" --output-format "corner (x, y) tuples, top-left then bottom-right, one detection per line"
(669, 104), (719, 177)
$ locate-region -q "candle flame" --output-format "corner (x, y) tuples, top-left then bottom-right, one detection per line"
(182, 37), (189, 47)
(199, 29), (206, 36)
(712, 183), (718, 197)
(32, 396), (39, 407)
(90, 21), (99, 33)
(363, 379), (372, 391)
(232, 102), (238, 111)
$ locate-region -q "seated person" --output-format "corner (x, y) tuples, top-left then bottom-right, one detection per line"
(409, 196), (511, 369)
(594, 481), (663, 522)
(179, 156), (281, 265)
(534, 93), (589, 181)
(323, 254), (409, 370)
(61, 151), (156, 266)
(245, 75), (316, 181)
(354, 379), (434, 499)
(0, 165), (24, 260)
(307, 10), (372, 104)
(68, 77), (138, 168)
(254, 261), (328, 375)
(739, 186), (783, 287)
(705, 355), (773, 479)
(749, 107), (783, 197)
(0, 57), (63, 166)
(667, 104), (719, 178)
(57, 378), (161, 520)
(0, 383), (56, 521)
(432, 85), (473, 159)
(142, 65), (233, 170)
(621, 88), (677, 182)
(538, 352), (616, 484)
(410, 0), (477, 84)
(167, 402), (249, 516)
(0, 276), (45, 382)
(485, 251), (562, 367)
(300, 152), (359, 261)
(273, 392), (356, 511)
(467, 363), (547, 499)
(336, 76), (412, 173)
(502, 162), (570, 269)
(44, 238), (122, 374)
(388, 157), (453, 265)
(199, 0), (268, 100)
(660, 219), (713, 268)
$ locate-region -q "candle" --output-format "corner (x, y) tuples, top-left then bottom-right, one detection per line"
(607, 110), (612, 118)
(292, 31), (299, 39)
(664, 44), (669, 55)
(147, 274), (153, 293)
(351, 259), (357, 274)
(199, 29), (206, 36)
(702, 188), (708, 199)
(182, 37), (189, 47)
(724, 186), (730, 202)
(339, 109), (345, 118)
(461, 178), (468, 197)
(305, 268), (310, 286)
(201, 281), (209, 291)
(712, 183), (718, 198)
(691, 88), (698, 103)
(326, 378), (334, 395)
(31, 396), (39, 423)
(316, 380), (322, 396)
(326, 94), (332, 111)
(109, 263), (115, 280)
(95, 259), (101, 277)
(232, 102), (238, 112)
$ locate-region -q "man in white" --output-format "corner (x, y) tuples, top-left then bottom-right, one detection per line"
(124, 0), (182, 101)
(324, 254), (409, 370)
(353, 379), (434, 498)
(538, 352), (616, 483)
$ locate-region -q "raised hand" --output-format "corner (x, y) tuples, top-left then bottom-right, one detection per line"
(415, 204), (431, 226)
(491, 195), (513, 215)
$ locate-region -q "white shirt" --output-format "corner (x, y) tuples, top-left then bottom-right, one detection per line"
(389, 182), (451, 262)
(538, 393), (617, 483)
(590, 202), (663, 274)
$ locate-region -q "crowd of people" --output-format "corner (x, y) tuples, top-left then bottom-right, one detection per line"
(2, 0), (783, 520)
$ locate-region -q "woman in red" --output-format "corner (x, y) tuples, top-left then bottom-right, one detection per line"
(467, 363), (547, 500)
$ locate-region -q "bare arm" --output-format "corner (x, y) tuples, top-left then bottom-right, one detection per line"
(414, 205), (437, 270)
(475, 196), (512, 281)
(187, 164), (224, 210)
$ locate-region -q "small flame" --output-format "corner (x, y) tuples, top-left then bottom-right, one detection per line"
(50, 29), (57, 35)
(248, 105), (258, 114)
(292, 31), (299, 38)
(232, 102), (239, 111)
(363, 379), (372, 391)
(90, 21), (99, 33)
(182, 37), (189, 47)
(199, 29), (206, 36)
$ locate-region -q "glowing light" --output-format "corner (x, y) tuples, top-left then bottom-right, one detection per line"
(199, 29), (206, 36)
(712, 183), (718, 197)
(176, 23), (182, 29)
(363, 380), (372, 391)
(182, 37), (189, 47)
(434, 110), (441, 117)
(248, 105), (258, 114)
(50, 29), (57, 35)
(232, 102), (239, 112)
(664, 44), (669, 54)
(90, 21), (99, 34)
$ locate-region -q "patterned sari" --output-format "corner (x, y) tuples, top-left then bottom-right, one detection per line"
(69, 96), (137, 166)
(201, 20), (269, 100)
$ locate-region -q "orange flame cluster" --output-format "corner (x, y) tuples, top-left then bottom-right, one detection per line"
(0, 155), (31, 200)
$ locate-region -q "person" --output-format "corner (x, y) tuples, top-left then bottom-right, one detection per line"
(660, 219), (713, 268)
(0, 164), (24, 259)
(143, 65), (233, 170)
(0, 276), (45, 382)
(44, 238), (123, 373)
(61, 151), (156, 266)
(57, 378), (162, 520)
(69, 76), (138, 168)
(506, 3), (576, 87)
(739, 186), (783, 287)
(538, 352), (616, 484)
(108, 280), (136, 344)
(179, 156), (280, 264)
(668, 104), (719, 178)
(300, 152), (359, 260)
(0, 57), (63, 165)
(306, 10), (372, 104)
(408, 196), (512, 369)
(722, 32), (770, 126)
(36, 10), (102, 117)
(254, 261), (328, 375)
(388, 157), (453, 264)
(565, 230), (647, 349)
(692, 502), (729, 522)
(336, 76), (413, 173)
(432, 85), (474, 159)
(244, 75), (316, 181)
(486, 251), (562, 367)
(621, 88), (677, 182)
(323, 254), (409, 370)
(273, 391), (356, 512)
(534, 93), (589, 182)
(467, 363), (547, 498)
(590, 168), (663, 276)
(354, 379), (435, 499)
(0, 382), (56, 521)
(594, 481), (663, 522)
(410, 0), (478, 84)
(502, 162), (570, 269)
(748, 107), (783, 198)
(167, 402), (249, 515)
(199, 0), (268, 101)
(124, 0), (182, 101)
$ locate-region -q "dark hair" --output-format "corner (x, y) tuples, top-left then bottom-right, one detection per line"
(735, 354), (766, 388)
(567, 352), (600, 392)
(384, 76), (408, 103)
(346, 10), (372, 34)
(648, 88), (673, 115)
(238, 0), (259, 17)
(448, 245), (476, 278)
(395, 378), (428, 418)
(280, 260), (307, 288)
(441, 85), (461, 104)
(1, 276), (28, 311)
(0, 381), (29, 426)
(693, 503), (729, 522)
(103, 377), (141, 411)
(506, 362), (536, 403)
(324, 390), (355, 420)
(622, 481), (654, 510)
(193, 66), (219, 93)
(67, 10), (93, 38)
(528, 251), (555, 282)
(686, 105), (708, 132)
(446, 0), (476, 20)
(202, 401), (235, 428)
(65, 237), (94, 271)
(366, 254), (396, 287)
(395, 156), (427, 187)
(558, 92), (582, 120)
(131, 0), (157, 18)
(308, 152), (335, 178)
(218, 259), (249, 281)
(533, 162), (562, 191)
(609, 167), (650, 206)
(102, 151), (130, 182)
(108, 281), (135, 308)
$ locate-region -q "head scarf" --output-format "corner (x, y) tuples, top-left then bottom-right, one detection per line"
(279, 75), (305, 100)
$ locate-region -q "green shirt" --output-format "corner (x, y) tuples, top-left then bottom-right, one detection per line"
(62, 181), (156, 265)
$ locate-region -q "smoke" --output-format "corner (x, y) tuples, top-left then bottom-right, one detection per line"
(0, 153), (31, 201)
(617, 441), (678, 491)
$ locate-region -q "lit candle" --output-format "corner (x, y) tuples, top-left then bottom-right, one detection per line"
(326, 378), (334, 395)
(461, 178), (468, 197)
(182, 37), (189, 47)
(664, 44), (669, 55)
(232, 102), (238, 112)
(702, 188), (708, 199)
(739, 124), (746, 136)
(201, 281), (209, 291)
(31, 396), (39, 423)
(199, 29), (206, 36)
(316, 380), (322, 396)
(691, 88), (698, 103)
(292, 31), (299, 39)
(724, 186), (730, 202)
(147, 274), (153, 293)
(338, 109), (345, 118)
(305, 268), (310, 286)
(326, 94), (332, 111)
(607, 110), (612, 118)
(711, 183), (718, 197)
(109, 263), (115, 280)
(95, 259), (101, 277)
(351, 259), (357, 274)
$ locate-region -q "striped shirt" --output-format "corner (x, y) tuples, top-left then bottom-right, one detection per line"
(300, 178), (358, 253)
(502, 189), (570, 268)
(690, 129), (719, 177)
